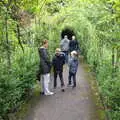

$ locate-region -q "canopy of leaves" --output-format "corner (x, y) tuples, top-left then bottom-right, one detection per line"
(0, 0), (120, 119)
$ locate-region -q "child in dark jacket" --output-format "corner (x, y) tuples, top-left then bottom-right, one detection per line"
(68, 51), (78, 88)
(52, 48), (65, 91)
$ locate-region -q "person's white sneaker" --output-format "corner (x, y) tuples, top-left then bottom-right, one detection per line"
(49, 92), (54, 95)
(45, 92), (54, 96)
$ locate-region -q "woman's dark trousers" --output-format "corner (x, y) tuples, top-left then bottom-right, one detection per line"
(68, 72), (76, 87)
(54, 71), (64, 88)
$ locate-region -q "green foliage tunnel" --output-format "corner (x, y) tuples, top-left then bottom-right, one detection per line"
(0, 0), (120, 119)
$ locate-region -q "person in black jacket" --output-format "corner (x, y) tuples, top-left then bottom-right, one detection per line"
(38, 40), (54, 95)
(69, 35), (80, 53)
(52, 48), (65, 92)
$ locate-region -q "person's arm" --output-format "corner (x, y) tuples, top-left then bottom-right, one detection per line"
(69, 40), (71, 52)
(62, 54), (65, 65)
(41, 49), (51, 66)
(61, 52), (65, 64)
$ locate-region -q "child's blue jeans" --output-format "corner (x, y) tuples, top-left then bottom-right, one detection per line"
(68, 72), (76, 87)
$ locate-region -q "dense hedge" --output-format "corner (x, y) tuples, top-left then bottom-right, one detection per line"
(0, 47), (39, 119)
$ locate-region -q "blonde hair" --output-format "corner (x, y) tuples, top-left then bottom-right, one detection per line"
(55, 48), (61, 53)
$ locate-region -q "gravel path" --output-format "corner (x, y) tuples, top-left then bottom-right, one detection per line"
(24, 57), (105, 120)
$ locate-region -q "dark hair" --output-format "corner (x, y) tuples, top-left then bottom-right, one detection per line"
(42, 39), (48, 45)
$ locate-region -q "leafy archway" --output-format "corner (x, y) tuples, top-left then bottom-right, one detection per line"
(0, 0), (120, 119)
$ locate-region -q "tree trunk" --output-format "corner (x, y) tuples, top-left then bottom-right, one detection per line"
(112, 47), (115, 77)
(17, 24), (24, 52)
(115, 47), (120, 72)
(5, 9), (11, 69)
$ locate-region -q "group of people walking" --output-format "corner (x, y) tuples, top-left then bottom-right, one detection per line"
(38, 35), (80, 96)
